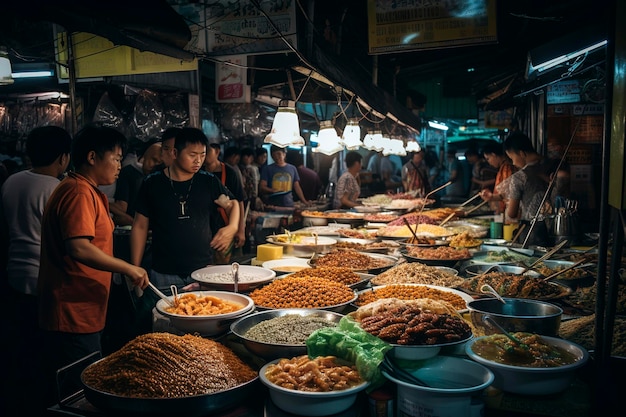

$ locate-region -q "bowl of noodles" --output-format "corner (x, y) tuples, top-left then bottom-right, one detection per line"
(155, 291), (255, 336)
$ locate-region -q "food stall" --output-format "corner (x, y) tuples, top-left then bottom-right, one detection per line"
(47, 192), (622, 417)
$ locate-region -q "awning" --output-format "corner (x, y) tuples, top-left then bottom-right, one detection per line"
(7, 1), (194, 61)
(292, 44), (422, 133)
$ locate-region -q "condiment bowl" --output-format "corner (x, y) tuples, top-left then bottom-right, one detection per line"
(465, 334), (589, 395)
(230, 309), (343, 360)
(259, 359), (369, 416)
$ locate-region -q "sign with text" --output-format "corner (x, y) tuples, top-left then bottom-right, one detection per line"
(205, 0), (297, 56)
(215, 55), (250, 103)
(367, 0), (497, 54)
(546, 80), (581, 104)
(55, 32), (197, 79)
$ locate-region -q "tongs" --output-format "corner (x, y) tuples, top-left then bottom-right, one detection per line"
(459, 193), (483, 208)
(520, 239), (569, 274)
(417, 181), (453, 215)
(541, 258), (588, 282)
(464, 199), (489, 215)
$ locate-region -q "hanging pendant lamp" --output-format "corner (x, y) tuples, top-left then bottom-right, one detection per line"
(363, 130), (383, 151)
(312, 120), (344, 155)
(264, 105), (305, 147)
(405, 138), (421, 152)
(342, 118), (363, 150)
(0, 47), (14, 86)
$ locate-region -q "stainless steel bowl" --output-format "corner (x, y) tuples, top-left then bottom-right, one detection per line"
(461, 264), (541, 277)
(230, 309), (344, 360)
(468, 297), (563, 336)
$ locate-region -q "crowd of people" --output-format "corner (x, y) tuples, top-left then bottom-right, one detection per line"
(0, 123), (570, 416)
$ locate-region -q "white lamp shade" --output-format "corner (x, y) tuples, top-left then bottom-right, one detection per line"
(312, 121), (344, 155)
(0, 47), (14, 86)
(406, 140), (421, 152)
(264, 106), (305, 147)
(363, 130), (383, 151)
(342, 119), (362, 150)
(389, 138), (407, 156)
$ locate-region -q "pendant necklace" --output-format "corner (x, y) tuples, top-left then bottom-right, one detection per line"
(168, 167), (194, 219)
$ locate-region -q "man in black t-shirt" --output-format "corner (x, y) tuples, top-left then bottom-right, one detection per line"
(203, 143), (246, 248)
(130, 128), (239, 292)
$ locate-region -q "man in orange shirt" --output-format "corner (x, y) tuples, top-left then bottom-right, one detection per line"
(38, 125), (149, 408)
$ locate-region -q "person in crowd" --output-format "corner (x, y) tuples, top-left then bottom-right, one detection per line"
(0, 126), (71, 415)
(465, 147), (497, 196)
(259, 145), (309, 207)
(110, 139), (162, 226)
(479, 141), (517, 214)
(401, 148), (430, 197)
(286, 149), (323, 202)
(503, 131), (570, 245)
(443, 148), (466, 198)
(224, 146), (245, 195)
(239, 147), (260, 210)
(203, 140), (246, 261)
(130, 128), (239, 294)
(254, 146), (268, 171)
(333, 151), (362, 209)
(425, 149), (444, 199)
(38, 125), (150, 408)
(159, 127), (181, 169)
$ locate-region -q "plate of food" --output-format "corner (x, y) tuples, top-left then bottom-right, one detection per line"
(310, 250), (398, 274)
(363, 212), (399, 223)
(402, 246), (473, 267)
(447, 232), (483, 249)
(334, 238), (400, 253)
(337, 228), (378, 240)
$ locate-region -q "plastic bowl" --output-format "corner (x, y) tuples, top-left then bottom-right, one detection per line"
(230, 309), (343, 360)
(381, 355), (494, 417)
(259, 359), (369, 416)
(465, 335), (589, 395)
(155, 291), (255, 336)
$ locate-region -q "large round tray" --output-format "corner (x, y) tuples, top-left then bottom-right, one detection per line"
(401, 250), (472, 267)
(81, 359), (259, 416)
(355, 284), (474, 312)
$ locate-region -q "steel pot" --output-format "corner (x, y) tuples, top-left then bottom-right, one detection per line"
(468, 297), (563, 337)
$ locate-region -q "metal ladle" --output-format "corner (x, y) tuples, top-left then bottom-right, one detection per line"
(231, 262), (239, 293)
(148, 282), (175, 307)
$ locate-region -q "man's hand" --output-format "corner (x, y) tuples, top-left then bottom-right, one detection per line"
(234, 230), (246, 248)
(211, 226), (236, 252)
(125, 265), (149, 290)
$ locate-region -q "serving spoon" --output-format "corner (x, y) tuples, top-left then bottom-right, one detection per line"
(482, 315), (529, 351)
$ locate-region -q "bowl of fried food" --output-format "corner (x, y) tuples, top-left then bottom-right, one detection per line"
(155, 291), (255, 336)
(259, 355), (369, 416)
